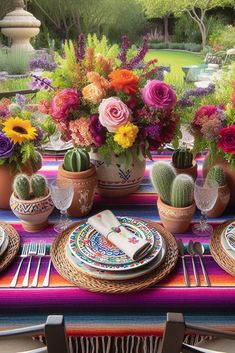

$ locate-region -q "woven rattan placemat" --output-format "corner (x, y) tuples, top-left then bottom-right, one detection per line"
(210, 219), (235, 277)
(51, 220), (178, 293)
(0, 222), (20, 272)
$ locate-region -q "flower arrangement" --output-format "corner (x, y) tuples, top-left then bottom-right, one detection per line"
(191, 87), (235, 167)
(0, 96), (53, 171)
(37, 34), (178, 164)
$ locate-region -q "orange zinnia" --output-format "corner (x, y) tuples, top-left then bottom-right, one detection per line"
(109, 69), (139, 94)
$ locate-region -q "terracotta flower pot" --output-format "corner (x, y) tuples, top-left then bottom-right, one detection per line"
(10, 191), (54, 232)
(89, 151), (146, 197)
(0, 163), (34, 210)
(157, 197), (196, 233)
(203, 154), (235, 205)
(207, 185), (230, 218)
(173, 160), (198, 181)
(58, 164), (97, 217)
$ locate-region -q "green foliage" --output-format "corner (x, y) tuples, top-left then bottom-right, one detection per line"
(207, 165), (226, 186)
(31, 174), (47, 198)
(20, 143), (37, 166)
(172, 148), (193, 169)
(13, 174), (31, 200)
(97, 133), (124, 165)
(150, 162), (176, 204)
(64, 149), (90, 172)
(0, 49), (32, 75)
(148, 42), (202, 52)
(171, 174), (194, 207)
(87, 34), (119, 63)
(210, 25), (235, 51)
(30, 151), (43, 172)
(172, 16), (201, 44)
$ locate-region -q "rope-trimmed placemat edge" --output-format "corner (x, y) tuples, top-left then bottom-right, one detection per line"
(210, 219), (235, 277)
(51, 219), (178, 293)
(0, 222), (20, 272)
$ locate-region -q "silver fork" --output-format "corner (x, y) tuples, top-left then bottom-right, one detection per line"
(42, 258), (52, 287)
(10, 244), (29, 288)
(22, 243), (38, 288)
(31, 243), (46, 287)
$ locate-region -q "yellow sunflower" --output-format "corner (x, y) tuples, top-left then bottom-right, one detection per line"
(2, 117), (37, 144)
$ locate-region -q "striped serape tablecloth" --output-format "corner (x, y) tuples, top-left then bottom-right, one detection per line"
(0, 151), (235, 353)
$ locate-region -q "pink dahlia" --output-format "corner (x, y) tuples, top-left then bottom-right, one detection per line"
(51, 89), (80, 121)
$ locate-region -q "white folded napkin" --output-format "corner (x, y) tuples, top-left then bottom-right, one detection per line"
(87, 210), (152, 260)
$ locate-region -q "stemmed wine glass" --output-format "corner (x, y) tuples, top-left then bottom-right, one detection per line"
(50, 179), (74, 233)
(49, 131), (63, 150)
(192, 178), (218, 236)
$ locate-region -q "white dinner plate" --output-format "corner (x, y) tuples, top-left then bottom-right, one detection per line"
(221, 222), (235, 260)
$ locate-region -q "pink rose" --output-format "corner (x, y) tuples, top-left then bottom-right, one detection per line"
(98, 97), (131, 132)
(218, 125), (235, 155)
(51, 88), (80, 121)
(142, 80), (177, 110)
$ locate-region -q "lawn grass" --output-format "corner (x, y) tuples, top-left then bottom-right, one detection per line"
(145, 49), (203, 94)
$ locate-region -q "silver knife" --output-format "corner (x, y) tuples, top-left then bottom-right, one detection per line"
(177, 239), (190, 287)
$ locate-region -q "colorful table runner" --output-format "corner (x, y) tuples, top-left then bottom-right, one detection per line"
(0, 152), (235, 350)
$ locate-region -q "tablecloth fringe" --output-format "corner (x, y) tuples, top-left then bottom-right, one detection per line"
(68, 336), (162, 353)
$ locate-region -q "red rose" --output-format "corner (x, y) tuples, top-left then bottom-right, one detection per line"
(218, 125), (235, 155)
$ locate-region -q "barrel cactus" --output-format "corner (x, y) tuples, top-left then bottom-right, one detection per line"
(64, 148), (90, 172)
(151, 162), (176, 205)
(171, 174), (194, 208)
(172, 148), (193, 169)
(13, 174), (30, 200)
(31, 174), (47, 198)
(207, 165), (226, 187)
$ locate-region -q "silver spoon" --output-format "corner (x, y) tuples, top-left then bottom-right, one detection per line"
(193, 242), (210, 287)
(187, 240), (200, 286)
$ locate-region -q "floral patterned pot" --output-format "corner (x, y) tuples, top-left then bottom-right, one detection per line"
(10, 191), (54, 232)
(58, 164), (97, 217)
(157, 197), (196, 234)
(89, 152), (146, 197)
(0, 163), (34, 210)
(173, 160), (198, 181)
(207, 185), (230, 218)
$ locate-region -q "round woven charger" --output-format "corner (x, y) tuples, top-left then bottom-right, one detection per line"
(51, 220), (178, 293)
(210, 219), (235, 277)
(0, 222), (20, 272)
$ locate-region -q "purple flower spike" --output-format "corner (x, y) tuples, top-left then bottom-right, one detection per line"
(124, 38), (148, 70)
(75, 33), (86, 61)
(117, 35), (131, 66)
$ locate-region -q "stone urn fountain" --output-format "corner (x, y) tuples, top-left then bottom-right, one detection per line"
(0, 0), (41, 52)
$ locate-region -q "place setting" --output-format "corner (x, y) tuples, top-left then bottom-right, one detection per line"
(51, 210), (179, 293)
(210, 219), (235, 277)
(0, 223), (20, 273)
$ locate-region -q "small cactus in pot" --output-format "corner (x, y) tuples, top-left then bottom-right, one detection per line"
(172, 146), (197, 180)
(10, 173), (54, 232)
(58, 148), (97, 217)
(206, 165), (230, 217)
(151, 161), (195, 233)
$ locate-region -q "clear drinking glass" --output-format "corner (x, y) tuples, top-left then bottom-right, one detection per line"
(49, 131), (63, 150)
(50, 179), (74, 233)
(192, 178), (218, 236)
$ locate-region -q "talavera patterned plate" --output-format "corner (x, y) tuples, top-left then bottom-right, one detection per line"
(68, 217), (162, 272)
(77, 217), (155, 265)
(66, 238), (166, 281)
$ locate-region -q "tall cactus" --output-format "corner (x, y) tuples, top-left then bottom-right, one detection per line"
(172, 148), (193, 169)
(13, 174), (30, 200)
(31, 174), (47, 198)
(151, 162), (176, 205)
(207, 165), (226, 187)
(64, 148), (90, 172)
(171, 174), (194, 208)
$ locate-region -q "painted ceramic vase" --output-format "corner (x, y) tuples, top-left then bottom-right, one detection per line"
(89, 152), (146, 197)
